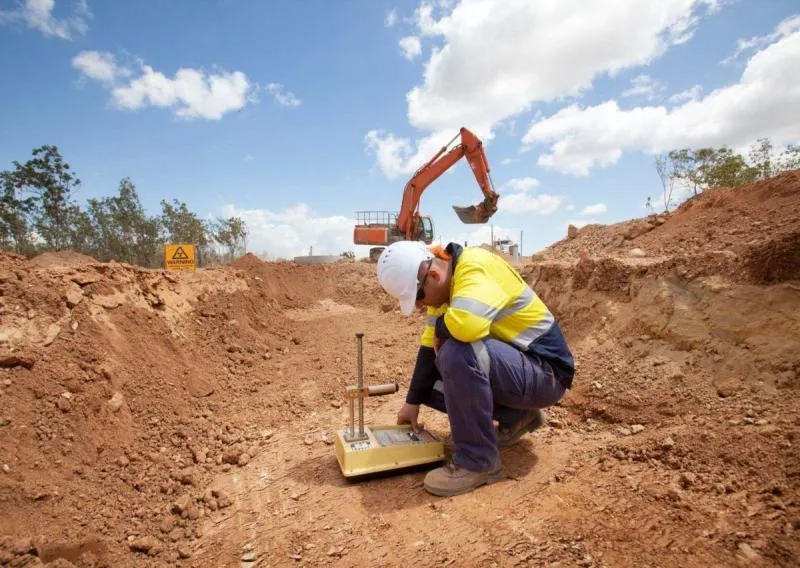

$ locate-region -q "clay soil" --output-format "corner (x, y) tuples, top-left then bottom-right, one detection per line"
(1, 171), (799, 567)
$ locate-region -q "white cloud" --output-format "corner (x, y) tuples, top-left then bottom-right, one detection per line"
(399, 36), (422, 60)
(521, 19), (800, 176)
(580, 203), (607, 215)
(366, 0), (721, 179)
(499, 193), (563, 215)
(0, 0), (91, 40)
(722, 14), (800, 64)
(668, 84), (702, 103)
(500, 157), (518, 166)
(265, 83), (301, 107)
(112, 67), (254, 120)
(72, 50), (129, 83)
(566, 204), (575, 211)
(385, 8), (397, 27)
(498, 176), (562, 215)
(621, 74), (662, 99)
(72, 50), (262, 120)
(220, 203), (358, 259)
(364, 130), (415, 179)
(505, 177), (540, 192)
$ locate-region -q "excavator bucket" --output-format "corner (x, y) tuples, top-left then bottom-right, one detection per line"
(452, 201), (496, 224)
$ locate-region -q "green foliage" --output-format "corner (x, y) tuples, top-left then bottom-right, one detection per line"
(655, 138), (799, 211)
(0, 145), (82, 254)
(0, 145), (248, 268)
(211, 216), (248, 261)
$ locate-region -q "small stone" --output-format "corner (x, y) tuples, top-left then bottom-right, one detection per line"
(43, 324), (61, 346)
(680, 472), (696, 488)
(631, 424), (645, 434)
(178, 545), (192, 559)
(238, 453), (250, 467)
(738, 542), (759, 561)
(108, 391), (124, 412)
(192, 447), (208, 464)
(222, 449), (242, 465)
(628, 248), (646, 258)
(667, 486), (682, 501)
(57, 398), (72, 413)
(129, 536), (163, 555)
(173, 467), (196, 485)
(172, 494), (192, 515)
(65, 287), (84, 308)
(661, 437), (675, 449)
(567, 224), (578, 239)
(2, 464), (10, 473)
(331, 401), (341, 408)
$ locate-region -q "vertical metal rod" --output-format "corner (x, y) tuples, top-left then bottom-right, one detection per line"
(348, 394), (355, 439)
(356, 332), (365, 436)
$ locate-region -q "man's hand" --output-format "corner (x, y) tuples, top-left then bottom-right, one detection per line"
(434, 336), (446, 355)
(397, 403), (421, 432)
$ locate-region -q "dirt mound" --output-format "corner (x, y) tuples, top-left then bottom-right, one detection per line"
(543, 169), (800, 267)
(29, 251), (99, 267)
(1, 172), (799, 567)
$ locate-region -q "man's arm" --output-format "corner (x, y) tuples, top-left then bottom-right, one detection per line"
(405, 345), (438, 404)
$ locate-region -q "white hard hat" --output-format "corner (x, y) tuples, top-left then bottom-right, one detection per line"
(376, 241), (433, 315)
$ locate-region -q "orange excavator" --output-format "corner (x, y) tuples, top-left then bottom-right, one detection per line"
(354, 127), (500, 260)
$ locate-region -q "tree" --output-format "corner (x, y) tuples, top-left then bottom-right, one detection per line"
(668, 148), (717, 196)
(85, 178), (162, 266)
(703, 148), (758, 188)
(0, 145), (82, 253)
(20, 146), (82, 250)
(160, 198), (211, 263)
(211, 216), (248, 261)
(654, 154), (677, 212)
(748, 138), (774, 181)
(776, 144), (800, 172)
(0, 169), (35, 253)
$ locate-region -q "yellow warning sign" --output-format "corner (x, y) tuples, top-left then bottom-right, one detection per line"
(164, 244), (197, 271)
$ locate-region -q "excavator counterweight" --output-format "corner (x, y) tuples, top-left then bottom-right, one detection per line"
(354, 127), (499, 256)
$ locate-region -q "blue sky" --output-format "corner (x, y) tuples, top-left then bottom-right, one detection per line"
(1, 0), (798, 259)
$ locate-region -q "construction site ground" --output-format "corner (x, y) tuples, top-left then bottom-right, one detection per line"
(1, 171), (799, 567)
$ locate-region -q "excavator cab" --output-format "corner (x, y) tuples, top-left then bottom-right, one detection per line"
(419, 216), (434, 242)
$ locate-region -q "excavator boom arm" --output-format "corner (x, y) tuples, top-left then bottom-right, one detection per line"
(397, 127), (499, 239)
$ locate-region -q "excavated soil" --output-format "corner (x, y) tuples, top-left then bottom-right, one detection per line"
(1, 171), (799, 567)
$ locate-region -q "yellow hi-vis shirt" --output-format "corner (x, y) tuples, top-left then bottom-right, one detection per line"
(421, 244), (574, 383)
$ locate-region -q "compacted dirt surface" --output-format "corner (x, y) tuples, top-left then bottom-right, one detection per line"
(1, 171), (799, 567)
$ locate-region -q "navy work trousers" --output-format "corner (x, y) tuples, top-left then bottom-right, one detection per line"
(421, 338), (566, 472)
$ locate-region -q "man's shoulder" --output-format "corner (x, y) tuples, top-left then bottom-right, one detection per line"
(427, 304), (448, 316)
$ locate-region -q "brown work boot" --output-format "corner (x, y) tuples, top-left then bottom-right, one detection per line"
(423, 462), (505, 497)
(497, 409), (546, 447)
